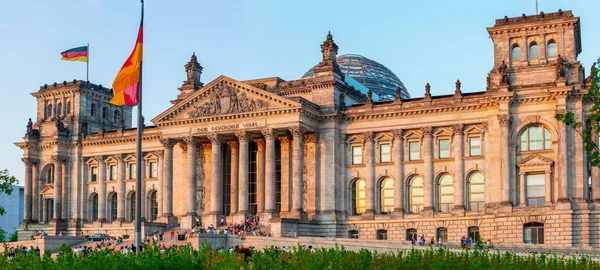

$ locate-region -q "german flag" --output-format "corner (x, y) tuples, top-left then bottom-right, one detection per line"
(60, 46), (88, 62)
(110, 23), (143, 106)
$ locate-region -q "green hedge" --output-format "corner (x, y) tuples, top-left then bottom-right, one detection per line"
(1, 243), (598, 269)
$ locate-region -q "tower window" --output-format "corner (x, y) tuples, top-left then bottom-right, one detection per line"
(511, 45), (521, 61)
(91, 103), (96, 117)
(547, 41), (557, 57)
(102, 107), (108, 120)
(529, 43), (539, 59)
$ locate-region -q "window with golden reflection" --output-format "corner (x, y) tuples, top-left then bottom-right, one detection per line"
(409, 176), (424, 213)
(438, 174), (454, 212)
(380, 178), (394, 214)
(352, 179), (366, 215)
(468, 172), (485, 211)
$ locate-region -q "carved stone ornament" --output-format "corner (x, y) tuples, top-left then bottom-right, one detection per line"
(497, 114), (512, 126)
(362, 131), (374, 142)
(452, 124), (464, 135)
(187, 86), (270, 118)
(425, 83), (431, 97)
(235, 131), (249, 142)
(289, 127), (305, 137)
(183, 136), (199, 146)
(261, 128), (276, 140)
(498, 60), (509, 85)
(207, 134), (221, 144)
(227, 141), (239, 150)
(556, 54), (566, 80)
(21, 157), (38, 167)
(455, 80), (462, 93)
(160, 138), (175, 148)
(421, 127), (433, 136)
(391, 129), (403, 139)
(154, 150), (164, 158)
(278, 135), (291, 144)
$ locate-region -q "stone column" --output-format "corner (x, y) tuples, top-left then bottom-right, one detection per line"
(498, 115), (512, 205)
(422, 127), (434, 214)
(255, 139), (265, 214)
(557, 110), (569, 203)
(520, 172), (526, 206)
(545, 170), (552, 204)
(363, 131), (376, 215)
(42, 199), (47, 223)
(234, 131), (249, 223)
(185, 137), (198, 216)
(160, 139), (175, 217)
(51, 156), (63, 221)
(262, 129), (277, 216)
(22, 158), (33, 221)
(156, 151), (164, 217)
(452, 124), (465, 212)
(289, 127), (306, 219)
(392, 130), (404, 215)
(117, 155), (126, 221)
(208, 134), (222, 216)
(32, 160), (39, 222)
(228, 142), (239, 216)
(61, 159), (69, 221)
(97, 155), (107, 222)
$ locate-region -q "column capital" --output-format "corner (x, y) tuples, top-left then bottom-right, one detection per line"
(235, 131), (249, 142)
(254, 138), (265, 149)
(183, 136), (199, 146)
(452, 124), (464, 135)
(421, 126), (433, 136)
(21, 157), (38, 167)
(160, 138), (175, 148)
(113, 154), (124, 162)
(289, 126), (305, 137)
(227, 141), (239, 150)
(497, 114), (512, 126)
(278, 135), (291, 144)
(207, 134), (221, 144)
(51, 155), (66, 164)
(391, 129), (403, 139)
(261, 128), (276, 140)
(154, 150), (164, 158)
(362, 131), (374, 142)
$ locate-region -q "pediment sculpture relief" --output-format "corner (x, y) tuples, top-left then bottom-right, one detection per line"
(187, 87), (270, 118)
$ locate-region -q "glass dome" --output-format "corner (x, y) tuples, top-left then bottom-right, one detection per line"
(303, 54), (409, 101)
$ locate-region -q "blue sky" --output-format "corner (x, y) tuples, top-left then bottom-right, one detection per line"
(1, 0), (598, 183)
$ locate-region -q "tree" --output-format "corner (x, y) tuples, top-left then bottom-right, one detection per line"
(556, 58), (600, 166)
(0, 169), (18, 216)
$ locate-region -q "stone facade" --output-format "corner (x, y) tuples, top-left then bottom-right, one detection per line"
(16, 10), (599, 248)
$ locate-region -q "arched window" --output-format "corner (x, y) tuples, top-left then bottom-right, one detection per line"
(109, 193), (117, 222)
(352, 179), (366, 215)
(129, 192), (136, 222)
(529, 43), (539, 59)
(56, 102), (62, 117)
(66, 100), (71, 115)
(511, 45), (521, 61)
(91, 103), (96, 117)
(520, 126), (552, 151)
(468, 172), (485, 211)
(47, 104), (53, 118)
(46, 165), (55, 184)
(523, 222), (544, 244)
(438, 174), (454, 213)
(91, 193), (99, 222)
(409, 176), (424, 214)
(547, 41), (557, 57)
(113, 110), (120, 123)
(149, 190), (158, 222)
(437, 228), (448, 243)
(377, 229), (388, 240)
(380, 177), (394, 214)
(102, 107), (108, 120)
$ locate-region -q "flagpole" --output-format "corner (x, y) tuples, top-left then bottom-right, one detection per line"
(86, 43), (90, 82)
(135, 0), (144, 253)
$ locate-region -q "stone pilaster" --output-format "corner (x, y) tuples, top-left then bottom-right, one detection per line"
(234, 131), (249, 224)
(160, 139), (175, 217)
(545, 169), (553, 205)
(262, 129), (277, 218)
(279, 135), (292, 216)
(391, 129), (405, 216)
(556, 109), (570, 208)
(155, 150), (164, 217)
(498, 114), (513, 209)
(96, 155), (107, 222)
(116, 155), (126, 221)
(452, 124), (465, 215)
(363, 131), (376, 216)
(255, 138), (265, 214)
(421, 127), (434, 216)
(288, 126), (307, 220)
(227, 141), (239, 216)
(21, 158), (34, 222)
(51, 155), (63, 222)
(185, 137), (198, 216)
(519, 172), (526, 206)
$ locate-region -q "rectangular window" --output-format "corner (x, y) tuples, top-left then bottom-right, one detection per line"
(90, 167), (97, 182)
(437, 228), (448, 243)
(469, 137), (481, 156)
(439, 139), (450, 158)
(380, 143), (391, 163)
(109, 165), (117, 180)
(149, 162), (157, 178)
(409, 141), (420, 160)
(129, 164), (137, 179)
(352, 146), (363, 164)
(526, 174), (545, 206)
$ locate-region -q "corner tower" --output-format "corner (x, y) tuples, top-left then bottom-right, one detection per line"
(486, 10), (584, 91)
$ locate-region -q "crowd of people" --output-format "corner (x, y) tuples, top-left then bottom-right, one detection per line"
(186, 216), (271, 238)
(410, 234), (493, 249)
(5, 246), (41, 259)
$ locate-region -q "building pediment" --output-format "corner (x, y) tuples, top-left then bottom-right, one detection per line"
(152, 76), (302, 124)
(40, 185), (54, 197)
(517, 154), (554, 168)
